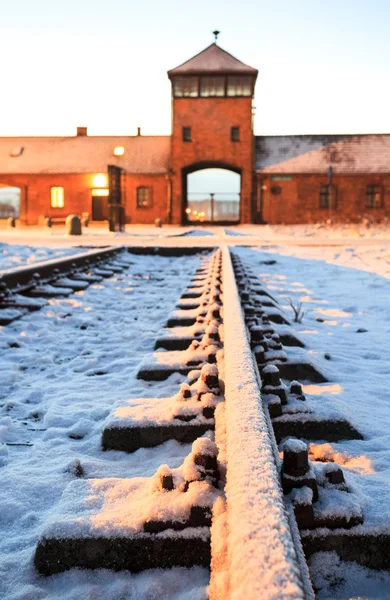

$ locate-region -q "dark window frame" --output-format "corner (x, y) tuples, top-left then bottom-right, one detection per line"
(136, 186), (152, 209)
(320, 184), (337, 209)
(366, 185), (383, 209)
(231, 126), (240, 142)
(182, 127), (192, 142)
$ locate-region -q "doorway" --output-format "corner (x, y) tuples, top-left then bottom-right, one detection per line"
(91, 189), (109, 220)
(184, 167), (241, 224)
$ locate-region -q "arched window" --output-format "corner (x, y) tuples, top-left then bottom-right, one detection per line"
(137, 186), (152, 208)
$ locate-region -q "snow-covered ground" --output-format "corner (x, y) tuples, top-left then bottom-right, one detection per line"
(235, 245), (390, 598)
(2, 226), (390, 598)
(0, 251), (210, 600)
(0, 242), (81, 272)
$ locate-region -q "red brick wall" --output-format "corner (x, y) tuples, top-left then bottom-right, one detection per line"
(4, 165), (389, 226)
(124, 174), (168, 224)
(0, 173), (169, 225)
(170, 97), (255, 223)
(258, 173), (390, 224)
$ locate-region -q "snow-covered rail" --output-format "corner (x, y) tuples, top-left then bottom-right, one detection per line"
(218, 246), (313, 599)
(0, 246), (127, 325)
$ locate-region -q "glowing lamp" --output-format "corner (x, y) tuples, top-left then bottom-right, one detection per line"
(113, 146), (125, 156)
(185, 208), (191, 214)
(93, 174), (107, 187)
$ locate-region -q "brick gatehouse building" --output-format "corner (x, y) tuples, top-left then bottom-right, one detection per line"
(0, 42), (389, 225)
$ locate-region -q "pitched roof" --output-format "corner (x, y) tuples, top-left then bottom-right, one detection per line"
(255, 134), (390, 174)
(168, 43), (258, 76)
(0, 135), (170, 175)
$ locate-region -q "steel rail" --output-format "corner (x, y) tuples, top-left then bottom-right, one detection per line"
(221, 245), (314, 599)
(0, 245), (125, 290)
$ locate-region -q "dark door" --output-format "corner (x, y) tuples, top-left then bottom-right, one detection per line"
(92, 196), (108, 220)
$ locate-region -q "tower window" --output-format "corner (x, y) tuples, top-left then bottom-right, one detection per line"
(366, 185), (383, 208)
(173, 77), (198, 97)
(320, 185), (337, 209)
(183, 127), (192, 142)
(231, 126), (240, 142)
(50, 186), (64, 208)
(137, 186), (152, 208)
(227, 76), (253, 97)
(200, 76), (225, 97)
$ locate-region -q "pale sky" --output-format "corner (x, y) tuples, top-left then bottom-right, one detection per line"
(0, 0), (389, 137)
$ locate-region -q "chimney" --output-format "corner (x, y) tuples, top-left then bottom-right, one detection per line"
(77, 126), (88, 136)
(137, 127), (141, 136)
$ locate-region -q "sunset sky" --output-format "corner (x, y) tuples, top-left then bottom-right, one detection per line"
(0, 0), (389, 137)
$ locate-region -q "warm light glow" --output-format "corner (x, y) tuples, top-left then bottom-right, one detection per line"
(113, 146), (125, 156)
(308, 443), (375, 475)
(303, 383), (342, 395)
(51, 186), (64, 208)
(193, 210), (198, 215)
(316, 307), (353, 318)
(200, 211), (205, 217)
(185, 208), (191, 214)
(93, 174), (107, 187)
(91, 188), (109, 197)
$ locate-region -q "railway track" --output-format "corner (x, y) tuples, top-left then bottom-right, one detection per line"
(0, 246), (129, 326)
(1, 243), (389, 598)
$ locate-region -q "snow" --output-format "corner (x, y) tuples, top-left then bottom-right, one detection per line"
(105, 393), (214, 428)
(0, 250), (210, 599)
(221, 246), (309, 599)
(235, 244), (390, 527)
(42, 464), (219, 539)
(0, 241), (80, 272)
(233, 237), (390, 596)
(283, 438), (308, 454)
(309, 551), (390, 599)
(263, 363), (281, 374)
(3, 224), (390, 597)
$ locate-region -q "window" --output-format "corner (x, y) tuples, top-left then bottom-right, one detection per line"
(270, 186), (282, 196)
(320, 185), (337, 209)
(137, 186), (152, 208)
(200, 76), (225, 97)
(227, 76), (253, 97)
(231, 126), (240, 142)
(50, 186), (64, 208)
(173, 77), (198, 97)
(366, 185), (383, 208)
(183, 127), (192, 142)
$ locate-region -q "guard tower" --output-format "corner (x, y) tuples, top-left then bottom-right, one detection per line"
(168, 38), (258, 224)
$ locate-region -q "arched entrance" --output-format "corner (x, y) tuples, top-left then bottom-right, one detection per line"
(183, 163), (241, 224)
(0, 184), (21, 218)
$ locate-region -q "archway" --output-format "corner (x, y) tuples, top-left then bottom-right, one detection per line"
(183, 163), (241, 224)
(0, 184), (21, 218)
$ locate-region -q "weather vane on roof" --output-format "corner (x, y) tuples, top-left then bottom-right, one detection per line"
(213, 30), (220, 42)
